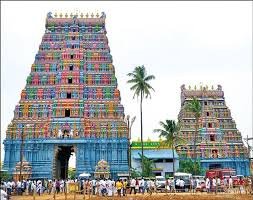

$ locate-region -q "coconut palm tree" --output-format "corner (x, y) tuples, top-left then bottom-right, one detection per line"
(127, 65), (155, 173)
(154, 120), (184, 176)
(185, 97), (202, 175)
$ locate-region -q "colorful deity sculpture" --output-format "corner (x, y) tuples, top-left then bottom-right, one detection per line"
(3, 12), (129, 179)
(176, 84), (249, 176)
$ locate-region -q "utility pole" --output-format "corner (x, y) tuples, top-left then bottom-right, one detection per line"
(19, 125), (24, 181)
(19, 124), (31, 181)
(244, 135), (253, 175)
(126, 115), (136, 177)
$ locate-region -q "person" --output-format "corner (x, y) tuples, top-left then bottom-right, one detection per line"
(6, 180), (12, 196)
(146, 179), (150, 194)
(212, 177), (216, 193)
(139, 178), (144, 194)
(223, 177), (228, 192)
(239, 177), (245, 194)
(116, 179), (123, 197)
(196, 177), (200, 192)
(179, 179), (185, 192)
(92, 179), (96, 195)
(48, 180), (52, 194)
(60, 179), (64, 193)
(205, 177), (210, 193)
(171, 178), (175, 193)
(135, 178), (139, 193)
(37, 180), (43, 195)
(1, 187), (8, 200)
(55, 179), (60, 194)
(129, 178), (136, 194)
(228, 176), (233, 191)
(31, 181), (36, 195)
(107, 178), (113, 197)
(100, 179), (107, 196)
(217, 177), (221, 192)
(52, 179), (56, 194)
(175, 178), (180, 192)
(165, 178), (170, 193)
(16, 180), (22, 195)
(191, 178), (196, 193)
(149, 179), (156, 194)
(122, 179), (127, 196)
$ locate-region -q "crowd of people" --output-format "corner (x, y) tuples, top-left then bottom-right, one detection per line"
(1, 176), (252, 199)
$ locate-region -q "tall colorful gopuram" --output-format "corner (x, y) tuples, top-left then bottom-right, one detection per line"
(176, 84), (249, 176)
(3, 12), (129, 179)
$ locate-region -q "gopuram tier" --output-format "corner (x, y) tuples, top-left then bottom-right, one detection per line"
(3, 12), (129, 180)
(176, 84), (249, 176)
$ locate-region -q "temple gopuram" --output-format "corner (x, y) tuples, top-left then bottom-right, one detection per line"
(176, 84), (249, 176)
(3, 12), (129, 179)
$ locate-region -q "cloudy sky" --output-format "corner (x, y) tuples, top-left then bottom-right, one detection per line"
(1, 1), (252, 163)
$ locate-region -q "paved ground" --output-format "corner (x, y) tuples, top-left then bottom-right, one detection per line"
(10, 193), (253, 200)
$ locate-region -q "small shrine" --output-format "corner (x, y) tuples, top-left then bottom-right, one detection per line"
(94, 159), (110, 179)
(13, 160), (32, 181)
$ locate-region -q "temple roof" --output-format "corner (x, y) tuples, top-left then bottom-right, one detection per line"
(131, 149), (178, 159)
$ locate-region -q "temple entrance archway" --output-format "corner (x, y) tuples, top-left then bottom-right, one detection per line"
(54, 145), (75, 179)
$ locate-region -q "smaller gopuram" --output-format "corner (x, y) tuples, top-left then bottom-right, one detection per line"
(176, 84), (249, 176)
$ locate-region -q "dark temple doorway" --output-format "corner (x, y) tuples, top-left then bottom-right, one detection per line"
(55, 146), (75, 179)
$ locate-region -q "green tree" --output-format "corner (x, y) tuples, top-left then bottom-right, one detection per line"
(154, 120), (184, 176)
(138, 153), (155, 177)
(127, 65), (155, 173)
(130, 168), (141, 178)
(177, 159), (204, 175)
(0, 170), (11, 182)
(185, 97), (202, 175)
(68, 167), (76, 179)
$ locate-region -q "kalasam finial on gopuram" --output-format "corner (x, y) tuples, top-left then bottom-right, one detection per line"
(101, 12), (106, 19)
(47, 12), (53, 19)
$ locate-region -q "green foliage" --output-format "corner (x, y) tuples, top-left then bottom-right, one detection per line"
(185, 97), (202, 118)
(127, 65), (155, 100)
(68, 168), (76, 179)
(138, 153), (155, 177)
(154, 120), (185, 176)
(130, 168), (141, 178)
(127, 65), (155, 173)
(0, 171), (11, 182)
(154, 120), (185, 148)
(177, 159), (205, 175)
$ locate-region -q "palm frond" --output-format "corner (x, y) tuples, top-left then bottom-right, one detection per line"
(127, 65), (155, 101)
(144, 75), (156, 82)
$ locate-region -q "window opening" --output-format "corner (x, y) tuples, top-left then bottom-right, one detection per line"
(65, 109), (70, 117)
(67, 92), (71, 99)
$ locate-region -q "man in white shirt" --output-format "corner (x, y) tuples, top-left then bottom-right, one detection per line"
(92, 179), (96, 195)
(212, 177), (217, 193)
(229, 176), (233, 189)
(130, 178), (136, 194)
(100, 179), (106, 196)
(179, 179), (185, 192)
(205, 177), (210, 193)
(217, 177), (221, 192)
(139, 178), (145, 194)
(0, 187), (8, 200)
(6, 181), (12, 195)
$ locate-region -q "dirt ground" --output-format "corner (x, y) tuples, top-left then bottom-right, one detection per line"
(10, 193), (253, 200)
